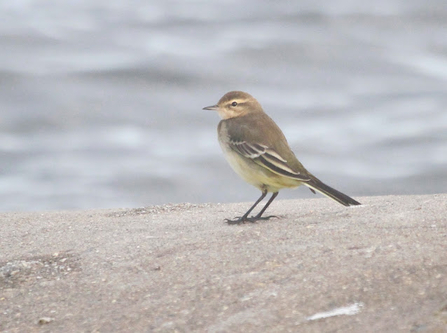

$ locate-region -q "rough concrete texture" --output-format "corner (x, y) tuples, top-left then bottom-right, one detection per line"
(1, 194), (446, 332)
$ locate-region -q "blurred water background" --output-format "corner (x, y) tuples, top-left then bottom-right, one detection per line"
(1, 0), (446, 212)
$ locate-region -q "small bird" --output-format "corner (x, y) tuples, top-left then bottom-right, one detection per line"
(203, 91), (361, 224)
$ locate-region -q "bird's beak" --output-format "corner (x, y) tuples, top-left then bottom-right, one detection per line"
(203, 104), (219, 111)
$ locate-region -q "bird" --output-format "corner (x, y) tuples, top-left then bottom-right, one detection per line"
(203, 91), (361, 224)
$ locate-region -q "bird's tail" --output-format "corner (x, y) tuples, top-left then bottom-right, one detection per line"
(304, 177), (361, 206)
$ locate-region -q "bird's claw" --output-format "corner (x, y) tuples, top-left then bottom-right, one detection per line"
(225, 215), (279, 225)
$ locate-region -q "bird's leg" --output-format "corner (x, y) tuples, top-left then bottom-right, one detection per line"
(225, 190), (267, 225)
(252, 192), (279, 220)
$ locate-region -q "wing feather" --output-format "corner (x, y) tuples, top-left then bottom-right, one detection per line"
(229, 140), (310, 181)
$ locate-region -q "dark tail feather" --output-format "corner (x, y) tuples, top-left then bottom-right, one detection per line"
(305, 177), (361, 206)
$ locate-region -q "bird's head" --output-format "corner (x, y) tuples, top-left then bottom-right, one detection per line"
(203, 91), (263, 119)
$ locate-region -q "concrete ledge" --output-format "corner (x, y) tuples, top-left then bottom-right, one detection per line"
(1, 194), (447, 332)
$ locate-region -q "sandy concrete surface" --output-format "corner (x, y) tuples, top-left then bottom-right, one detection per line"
(1, 194), (446, 332)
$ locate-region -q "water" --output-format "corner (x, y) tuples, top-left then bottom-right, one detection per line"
(1, 0), (446, 212)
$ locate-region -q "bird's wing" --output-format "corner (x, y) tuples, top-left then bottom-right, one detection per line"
(229, 141), (311, 181)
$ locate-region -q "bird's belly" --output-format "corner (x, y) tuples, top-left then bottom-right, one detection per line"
(221, 144), (302, 192)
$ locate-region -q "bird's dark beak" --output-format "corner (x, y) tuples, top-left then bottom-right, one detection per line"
(203, 104), (219, 111)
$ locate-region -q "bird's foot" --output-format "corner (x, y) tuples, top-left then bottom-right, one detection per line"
(225, 215), (279, 225)
(254, 215), (278, 221)
(225, 216), (253, 225)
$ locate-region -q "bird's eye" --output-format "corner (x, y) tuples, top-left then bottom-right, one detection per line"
(231, 101), (238, 107)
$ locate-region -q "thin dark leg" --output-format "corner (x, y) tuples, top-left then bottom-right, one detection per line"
(253, 192), (279, 220)
(225, 190), (267, 225)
